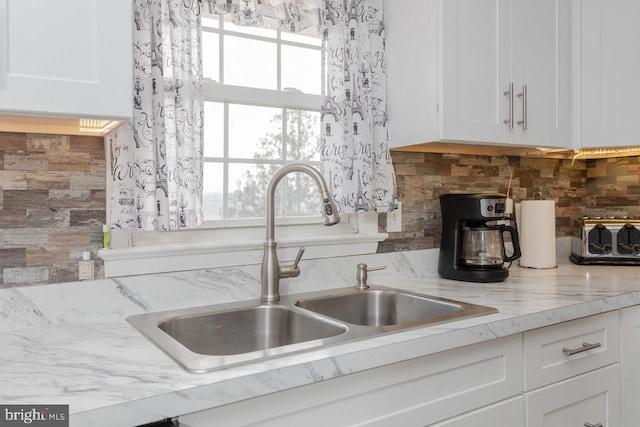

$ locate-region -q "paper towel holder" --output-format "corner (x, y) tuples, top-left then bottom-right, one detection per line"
(517, 198), (558, 269)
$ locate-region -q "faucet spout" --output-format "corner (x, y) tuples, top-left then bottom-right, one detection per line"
(261, 163), (341, 302)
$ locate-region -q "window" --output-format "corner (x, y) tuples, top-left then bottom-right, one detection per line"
(201, 14), (324, 224)
(100, 13), (385, 278)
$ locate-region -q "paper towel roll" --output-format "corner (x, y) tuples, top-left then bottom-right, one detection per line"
(518, 200), (557, 268)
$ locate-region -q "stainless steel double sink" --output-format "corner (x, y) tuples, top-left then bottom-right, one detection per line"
(127, 286), (497, 373)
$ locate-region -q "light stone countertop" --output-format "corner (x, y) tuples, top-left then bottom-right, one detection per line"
(2, 238), (640, 427)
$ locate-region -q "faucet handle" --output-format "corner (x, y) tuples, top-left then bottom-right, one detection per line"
(292, 246), (305, 269)
(355, 263), (387, 290)
(279, 246), (305, 280)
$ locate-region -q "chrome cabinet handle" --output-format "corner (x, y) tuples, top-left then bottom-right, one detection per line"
(562, 342), (602, 356)
(517, 84), (528, 130)
(503, 83), (514, 129)
(584, 422), (603, 427)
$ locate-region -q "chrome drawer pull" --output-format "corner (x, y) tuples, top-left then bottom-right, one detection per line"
(584, 422), (603, 427)
(562, 342), (602, 356)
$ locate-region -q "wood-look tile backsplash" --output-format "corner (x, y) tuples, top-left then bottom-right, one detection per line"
(2, 130), (640, 285)
(0, 132), (105, 286)
(378, 151), (640, 253)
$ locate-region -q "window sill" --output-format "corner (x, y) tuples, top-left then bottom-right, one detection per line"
(98, 231), (388, 278)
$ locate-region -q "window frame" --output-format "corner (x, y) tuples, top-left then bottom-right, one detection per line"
(201, 14), (325, 226)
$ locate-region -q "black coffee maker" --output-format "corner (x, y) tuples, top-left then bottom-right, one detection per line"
(438, 193), (521, 283)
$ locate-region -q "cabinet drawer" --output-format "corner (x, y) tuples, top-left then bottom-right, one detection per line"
(525, 364), (620, 427)
(523, 311), (619, 391)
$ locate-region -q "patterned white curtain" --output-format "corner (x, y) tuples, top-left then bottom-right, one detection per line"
(201, 0), (324, 32)
(106, 0), (204, 231)
(321, 0), (397, 213)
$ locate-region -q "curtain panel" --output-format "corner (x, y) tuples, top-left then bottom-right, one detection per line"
(321, 0), (397, 214)
(107, 0), (204, 231)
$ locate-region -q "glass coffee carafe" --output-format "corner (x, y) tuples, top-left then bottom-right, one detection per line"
(461, 224), (521, 267)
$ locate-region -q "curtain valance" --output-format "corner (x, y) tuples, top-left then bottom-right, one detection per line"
(201, 0), (325, 33)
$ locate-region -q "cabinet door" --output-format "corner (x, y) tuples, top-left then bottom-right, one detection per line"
(580, 0), (640, 148)
(441, 0), (513, 144)
(180, 335), (522, 427)
(525, 364), (621, 427)
(621, 305), (640, 427)
(0, 0), (132, 120)
(385, 0), (438, 147)
(430, 396), (524, 427)
(512, 0), (571, 148)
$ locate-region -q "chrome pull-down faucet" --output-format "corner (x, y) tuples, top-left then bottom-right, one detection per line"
(261, 163), (341, 302)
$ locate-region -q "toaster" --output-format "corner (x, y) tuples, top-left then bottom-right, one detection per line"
(570, 217), (640, 265)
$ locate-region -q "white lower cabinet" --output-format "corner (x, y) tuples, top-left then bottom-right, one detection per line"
(179, 310), (631, 427)
(525, 364), (620, 427)
(523, 311), (621, 427)
(179, 334), (522, 427)
(430, 396), (524, 427)
(621, 305), (640, 427)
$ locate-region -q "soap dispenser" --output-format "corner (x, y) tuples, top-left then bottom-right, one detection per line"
(79, 251), (94, 280)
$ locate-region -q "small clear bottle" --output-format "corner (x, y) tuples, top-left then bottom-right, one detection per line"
(79, 251), (94, 280)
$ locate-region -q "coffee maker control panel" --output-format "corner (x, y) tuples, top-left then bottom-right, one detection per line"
(479, 198), (507, 218)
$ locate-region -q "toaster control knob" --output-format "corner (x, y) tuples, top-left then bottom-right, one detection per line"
(588, 224), (613, 255)
(617, 224), (640, 255)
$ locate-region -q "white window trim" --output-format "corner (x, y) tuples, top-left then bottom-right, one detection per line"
(204, 80), (321, 110)
(99, 213), (386, 277)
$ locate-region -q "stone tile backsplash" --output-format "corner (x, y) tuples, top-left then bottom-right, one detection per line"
(0, 132), (105, 286)
(378, 151), (640, 253)
(2, 129), (640, 286)
(585, 157), (640, 217)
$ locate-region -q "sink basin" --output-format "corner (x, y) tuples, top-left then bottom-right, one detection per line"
(127, 286), (497, 373)
(158, 305), (346, 356)
(296, 290), (468, 327)
(295, 289), (496, 327)
(127, 303), (347, 372)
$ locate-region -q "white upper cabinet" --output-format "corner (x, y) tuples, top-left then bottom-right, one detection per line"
(440, 0), (512, 145)
(386, 0), (571, 149)
(579, 0), (640, 148)
(0, 0), (132, 121)
(513, 0), (571, 147)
